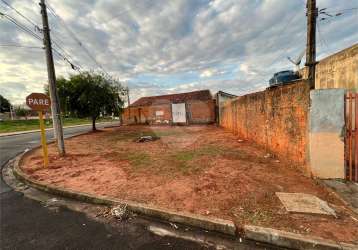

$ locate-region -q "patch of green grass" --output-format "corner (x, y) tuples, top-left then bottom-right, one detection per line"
(174, 151), (196, 162)
(169, 145), (224, 173)
(168, 145), (255, 174)
(172, 151), (196, 173)
(126, 152), (150, 168)
(0, 119), (42, 133)
(105, 151), (150, 168)
(0, 117), (113, 133)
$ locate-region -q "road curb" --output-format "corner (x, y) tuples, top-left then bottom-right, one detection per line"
(244, 225), (357, 250)
(0, 122), (118, 137)
(12, 152), (236, 236)
(11, 149), (358, 249)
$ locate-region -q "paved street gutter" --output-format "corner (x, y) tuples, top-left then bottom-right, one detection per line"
(9, 149), (358, 250)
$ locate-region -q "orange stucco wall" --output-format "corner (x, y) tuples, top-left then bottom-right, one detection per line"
(220, 81), (310, 168)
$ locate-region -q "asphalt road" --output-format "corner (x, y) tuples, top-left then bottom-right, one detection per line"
(0, 124), (276, 250)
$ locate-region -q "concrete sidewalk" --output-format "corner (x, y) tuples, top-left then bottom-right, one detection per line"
(0, 121), (119, 137)
(323, 179), (358, 214)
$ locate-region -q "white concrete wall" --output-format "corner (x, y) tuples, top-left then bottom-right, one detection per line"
(309, 89), (345, 179)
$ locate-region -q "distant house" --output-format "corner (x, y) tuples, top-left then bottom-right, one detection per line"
(122, 90), (215, 125)
(215, 91), (237, 124)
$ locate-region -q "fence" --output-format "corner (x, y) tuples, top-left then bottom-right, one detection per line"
(220, 81), (310, 168)
(345, 92), (358, 182)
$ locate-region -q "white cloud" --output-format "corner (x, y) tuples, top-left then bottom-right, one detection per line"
(0, 0), (357, 105)
(200, 68), (215, 78)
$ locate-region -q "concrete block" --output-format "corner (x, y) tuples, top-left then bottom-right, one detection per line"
(309, 89), (345, 179)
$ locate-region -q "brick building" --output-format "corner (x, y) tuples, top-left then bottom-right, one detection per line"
(122, 90), (215, 125)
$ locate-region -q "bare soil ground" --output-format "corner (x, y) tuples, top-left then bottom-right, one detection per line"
(21, 125), (358, 243)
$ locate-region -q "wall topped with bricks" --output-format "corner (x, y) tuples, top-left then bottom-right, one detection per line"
(220, 81), (310, 169)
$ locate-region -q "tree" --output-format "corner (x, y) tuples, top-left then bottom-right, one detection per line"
(52, 72), (124, 131)
(0, 94), (11, 113)
(44, 77), (73, 116)
(14, 105), (30, 119)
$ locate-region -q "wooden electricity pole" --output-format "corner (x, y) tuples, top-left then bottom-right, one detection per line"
(127, 87), (131, 120)
(40, 0), (65, 156)
(305, 0), (317, 89)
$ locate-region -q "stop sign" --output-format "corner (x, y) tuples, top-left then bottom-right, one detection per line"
(26, 93), (51, 111)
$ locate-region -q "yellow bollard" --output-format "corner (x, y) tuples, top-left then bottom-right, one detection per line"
(38, 111), (49, 167)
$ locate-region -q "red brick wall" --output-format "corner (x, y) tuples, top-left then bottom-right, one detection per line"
(187, 100), (215, 124)
(220, 81), (310, 167)
(122, 105), (172, 124)
(148, 104), (172, 123)
(122, 100), (215, 124)
(122, 107), (141, 124)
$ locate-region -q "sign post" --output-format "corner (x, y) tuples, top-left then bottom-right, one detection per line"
(26, 93), (51, 167)
(38, 111), (49, 167)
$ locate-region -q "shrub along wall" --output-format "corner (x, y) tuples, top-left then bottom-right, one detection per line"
(220, 80), (310, 169)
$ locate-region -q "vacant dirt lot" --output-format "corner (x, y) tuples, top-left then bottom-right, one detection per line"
(21, 125), (358, 243)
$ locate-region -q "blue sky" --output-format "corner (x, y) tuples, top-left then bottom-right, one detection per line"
(0, 0), (357, 105)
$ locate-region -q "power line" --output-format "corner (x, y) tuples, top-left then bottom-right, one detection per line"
(50, 34), (82, 68)
(52, 49), (82, 72)
(0, 0), (40, 30)
(46, 2), (110, 77)
(316, 22), (330, 53)
(0, 0), (83, 71)
(324, 6), (358, 13)
(0, 11), (43, 41)
(0, 11), (81, 72)
(0, 1), (90, 74)
(319, 6), (358, 22)
(0, 44), (43, 49)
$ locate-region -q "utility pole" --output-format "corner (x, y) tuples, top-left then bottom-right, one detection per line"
(10, 105), (14, 120)
(127, 87), (131, 120)
(305, 0), (317, 89)
(40, 0), (65, 156)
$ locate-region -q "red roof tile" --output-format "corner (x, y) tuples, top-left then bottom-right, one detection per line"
(130, 90), (212, 107)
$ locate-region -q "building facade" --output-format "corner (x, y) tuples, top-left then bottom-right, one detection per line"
(122, 90), (215, 125)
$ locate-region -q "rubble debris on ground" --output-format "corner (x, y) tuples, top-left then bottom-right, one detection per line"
(276, 192), (336, 217)
(135, 135), (160, 143)
(95, 207), (112, 218)
(111, 204), (128, 221)
(263, 153), (271, 158)
(42, 198), (60, 207)
(169, 222), (178, 229)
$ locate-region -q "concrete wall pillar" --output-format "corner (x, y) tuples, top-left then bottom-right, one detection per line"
(309, 89), (345, 179)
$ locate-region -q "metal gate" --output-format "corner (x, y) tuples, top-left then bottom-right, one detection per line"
(172, 103), (187, 123)
(345, 92), (358, 182)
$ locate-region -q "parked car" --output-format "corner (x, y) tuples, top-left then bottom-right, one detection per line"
(269, 70), (300, 87)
